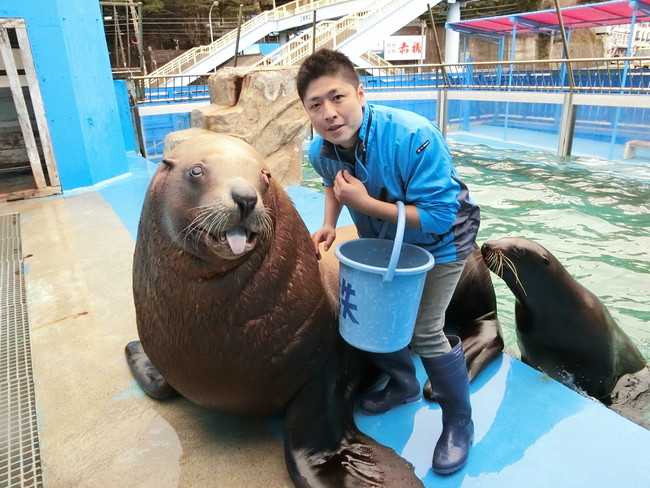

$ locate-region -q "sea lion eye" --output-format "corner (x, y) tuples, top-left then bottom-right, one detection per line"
(189, 165), (204, 178)
(514, 247), (526, 257)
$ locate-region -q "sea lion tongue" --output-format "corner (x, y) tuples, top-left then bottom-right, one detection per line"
(226, 227), (247, 255)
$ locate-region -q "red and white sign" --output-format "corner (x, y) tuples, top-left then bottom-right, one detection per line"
(383, 36), (426, 61)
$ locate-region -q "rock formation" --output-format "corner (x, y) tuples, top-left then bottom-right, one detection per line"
(164, 67), (310, 187)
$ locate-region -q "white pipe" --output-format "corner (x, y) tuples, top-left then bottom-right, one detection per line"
(445, 0), (461, 63)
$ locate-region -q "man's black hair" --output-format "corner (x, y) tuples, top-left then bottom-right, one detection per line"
(296, 49), (360, 101)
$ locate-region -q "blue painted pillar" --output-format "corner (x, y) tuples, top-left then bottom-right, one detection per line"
(559, 30), (572, 88)
(621, 6), (638, 87)
(503, 23), (518, 139)
(0, 0), (129, 191)
(496, 36), (505, 85)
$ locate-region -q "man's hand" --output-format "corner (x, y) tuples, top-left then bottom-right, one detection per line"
(333, 170), (422, 230)
(333, 170), (370, 211)
(311, 225), (337, 259)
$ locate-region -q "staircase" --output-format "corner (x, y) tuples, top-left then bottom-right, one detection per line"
(147, 0), (365, 86)
(148, 0), (442, 86)
(254, 0), (441, 73)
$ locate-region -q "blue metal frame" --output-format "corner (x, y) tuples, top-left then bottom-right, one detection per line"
(0, 0), (129, 191)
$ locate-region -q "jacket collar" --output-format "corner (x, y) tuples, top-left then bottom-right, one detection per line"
(357, 103), (372, 150)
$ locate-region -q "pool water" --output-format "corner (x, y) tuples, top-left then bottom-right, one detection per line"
(302, 142), (650, 361)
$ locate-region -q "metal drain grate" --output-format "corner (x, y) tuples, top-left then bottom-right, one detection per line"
(0, 213), (44, 487)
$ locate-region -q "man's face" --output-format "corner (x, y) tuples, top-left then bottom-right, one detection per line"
(302, 74), (365, 149)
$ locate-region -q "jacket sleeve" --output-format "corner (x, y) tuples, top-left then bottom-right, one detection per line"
(404, 127), (461, 236)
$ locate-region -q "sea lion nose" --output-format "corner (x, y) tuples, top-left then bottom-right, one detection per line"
(232, 187), (257, 219)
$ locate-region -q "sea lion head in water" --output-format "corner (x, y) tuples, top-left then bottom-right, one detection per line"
(126, 133), (423, 487)
(481, 237), (647, 405)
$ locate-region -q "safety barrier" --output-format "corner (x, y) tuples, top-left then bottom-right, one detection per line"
(132, 56), (650, 104)
(131, 56), (650, 159)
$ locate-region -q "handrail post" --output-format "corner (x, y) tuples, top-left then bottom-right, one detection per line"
(427, 4), (449, 87)
(312, 9), (317, 53)
(553, 0), (576, 158)
(557, 91), (576, 158)
(553, 0), (574, 90)
(234, 4), (244, 67)
(436, 87), (448, 137)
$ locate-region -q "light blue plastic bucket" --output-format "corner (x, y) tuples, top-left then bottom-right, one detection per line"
(334, 202), (435, 353)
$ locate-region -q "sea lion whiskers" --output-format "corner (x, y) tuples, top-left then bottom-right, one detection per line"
(182, 202), (274, 248)
(482, 248), (502, 276)
(182, 205), (217, 237)
(500, 253), (527, 297)
(181, 205), (227, 245)
(484, 249), (527, 296)
(203, 209), (229, 238)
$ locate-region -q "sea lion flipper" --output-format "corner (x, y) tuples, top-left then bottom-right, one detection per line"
(460, 313), (504, 381)
(284, 376), (423, 488)
(125, 341), (177, 400)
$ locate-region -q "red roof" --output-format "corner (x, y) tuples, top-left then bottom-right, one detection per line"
(447, 0), (650, 37)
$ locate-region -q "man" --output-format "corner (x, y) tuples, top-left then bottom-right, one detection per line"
(297, 48), (480, 475)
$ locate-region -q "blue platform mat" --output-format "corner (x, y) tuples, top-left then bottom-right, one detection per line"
(356, 353), (649, 487)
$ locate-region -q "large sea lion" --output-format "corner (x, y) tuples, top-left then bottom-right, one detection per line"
(480, 237), (648, 408)
(319, 226), (504, 400)
(124, 133), (423, 487)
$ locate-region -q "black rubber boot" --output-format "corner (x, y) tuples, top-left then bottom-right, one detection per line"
(421, 336), (473, 475)
(360, 347), (421, 415)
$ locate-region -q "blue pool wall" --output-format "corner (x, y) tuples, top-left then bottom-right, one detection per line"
(1, 0), (129, 190)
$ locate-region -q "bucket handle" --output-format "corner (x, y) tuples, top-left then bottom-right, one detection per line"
(383, 201), (406, 282)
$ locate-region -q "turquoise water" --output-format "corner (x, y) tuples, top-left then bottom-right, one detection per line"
(302, 143), (650, 361)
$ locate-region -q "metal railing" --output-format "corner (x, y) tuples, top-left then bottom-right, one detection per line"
(134, 75), (212, 104)
(359, 57), (650, 94)
(359, 50), (400, 75)
(132, 57), (650, 104)
(253, 20), (338, 68)
(146, 0), (356, 84)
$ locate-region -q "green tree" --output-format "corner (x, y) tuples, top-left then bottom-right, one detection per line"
(139, 0), (271, 49)
(142, 0), (269, 18)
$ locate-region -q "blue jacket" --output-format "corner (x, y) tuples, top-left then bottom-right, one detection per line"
(309, 103), (480, 263)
